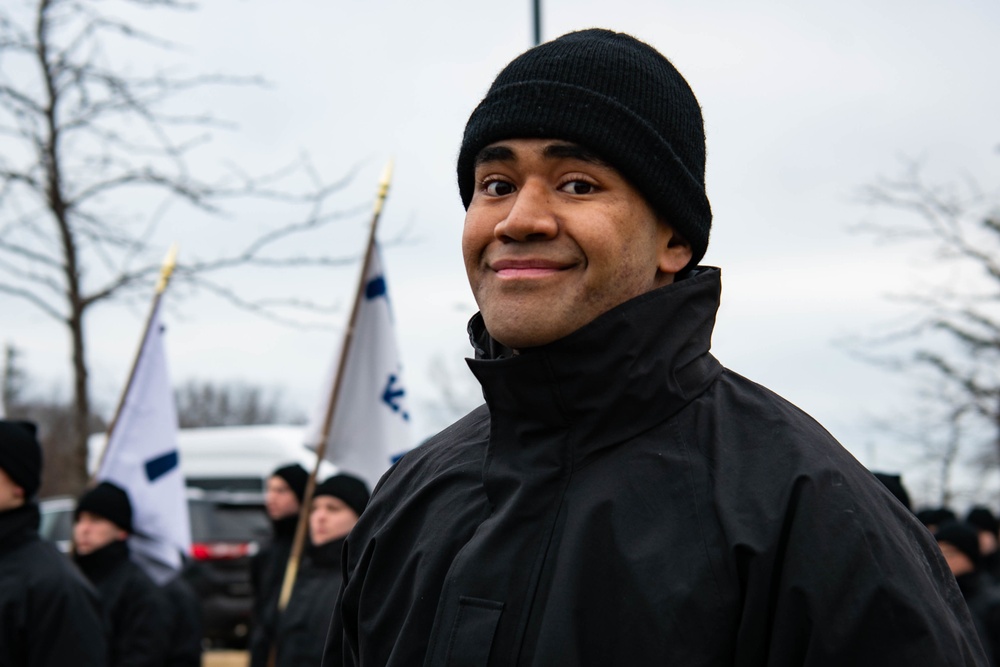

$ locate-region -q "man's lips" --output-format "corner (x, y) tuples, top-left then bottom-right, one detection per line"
(490, 258), (574, 278)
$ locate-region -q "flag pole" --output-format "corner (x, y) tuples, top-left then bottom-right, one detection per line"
(275, 160), (394, 614)
(91, 244), (179, 483)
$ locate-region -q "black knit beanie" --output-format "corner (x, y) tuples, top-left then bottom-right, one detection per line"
(966, 507), (1000, 536)
(272, 463), (308, 503)
(0, 420), (42, 500)
(935, 520), (981, 566)
(315, 473), (371, 517)
(457, 28), (712, 269)
(75, 481), (133, 533)
(916, 507), (957, 529)
(872, 471), (912, 512)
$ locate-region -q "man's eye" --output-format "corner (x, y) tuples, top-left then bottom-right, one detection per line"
(484, 180), (515, 196)
(560, 180), (595, 195)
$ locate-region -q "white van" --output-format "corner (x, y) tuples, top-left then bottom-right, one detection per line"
(88, 424), (336, 491)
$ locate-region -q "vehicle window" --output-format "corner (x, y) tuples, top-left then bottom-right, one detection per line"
(39, 508), (74, 543)
(188, 478), (265, 492)
(189, 502), (270, 543)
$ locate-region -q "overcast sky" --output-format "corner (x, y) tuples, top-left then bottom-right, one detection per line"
(4, 0), (1000, 505)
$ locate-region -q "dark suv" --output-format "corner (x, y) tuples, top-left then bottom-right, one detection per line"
(184, 488), (270, 648)
(39, 488), (270, 649)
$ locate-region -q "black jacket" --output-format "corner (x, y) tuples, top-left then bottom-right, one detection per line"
(251, 537), (345, 667)
(0, 504), (108, 667)
(957, 572), (1000, 665)
(162, 572), (203, 667)
(325, 267), (986, 666)
(75, 539), (170, 667)
(249, 515), (296, 655)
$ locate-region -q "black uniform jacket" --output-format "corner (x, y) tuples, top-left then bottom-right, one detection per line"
(162, 572), (203, 667)
(75, 539), (170, 667)
(957, 572), (1000, 665)
(0, 504), (108, 667)
(325, 267), (986, 666)
(251, 537), (346, 667)
(249, 515), (296, 661)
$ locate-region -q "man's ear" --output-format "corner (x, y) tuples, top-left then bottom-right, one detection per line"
(657, 223), (693, 276)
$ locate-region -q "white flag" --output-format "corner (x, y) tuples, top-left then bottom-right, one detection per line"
(98, 300), (190, 584)
(308, 243), (413, 490)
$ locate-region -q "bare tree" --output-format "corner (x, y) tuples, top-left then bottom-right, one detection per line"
(0, 0), (362, 492)
(1, 343), (28, 413)
(871, 382), (989, 509)
(852, 157), (1000, 487)
(1, 344), (106, 496)
(174, 378), (306, 428)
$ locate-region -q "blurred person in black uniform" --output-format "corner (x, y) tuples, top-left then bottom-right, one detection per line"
(162, 553), (203, 667)
(936, 520), (1000, 665)
(0, 419), (108, 667)
(73, 480), (170, 667)
(918, 506), (959, 532)
(872, 470), (912, 512)
(968, 507), (1000, 582)
(251, 473), (369, 667)
(249, 463), (307, 652)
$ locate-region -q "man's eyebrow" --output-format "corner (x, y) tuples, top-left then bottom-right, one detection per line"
(474, 142), (611, 168)
(543, 143), (610, 167)
(474, 145), (515, 167)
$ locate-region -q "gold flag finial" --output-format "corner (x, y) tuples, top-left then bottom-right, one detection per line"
(155, 244), (179, 294)
(372, 159), (394, 219)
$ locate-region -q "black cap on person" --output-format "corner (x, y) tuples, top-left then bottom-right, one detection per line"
(272, 463), (308, 503)
(0, 419), (43, 500)
(75, 481), (133, 533)
(315, 473), (371, 517)
(966, 506), (1000, 536)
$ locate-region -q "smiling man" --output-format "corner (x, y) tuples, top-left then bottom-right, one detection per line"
(324, 29), (985, 666)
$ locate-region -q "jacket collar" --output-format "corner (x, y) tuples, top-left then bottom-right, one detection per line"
(0, 503), (40, 555)
(271, 514), (299, 539)
(307, 535), (346, 569)
(466, 266), (724, 470)
(74, 538), (130, 582)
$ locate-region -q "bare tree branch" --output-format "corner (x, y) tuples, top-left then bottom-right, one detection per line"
(0, 0), (363, 490)
(850, 156), (1000, 484)
(0, 282), (64, 320)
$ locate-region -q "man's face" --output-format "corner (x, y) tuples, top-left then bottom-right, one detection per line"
(73, 511), (127, 555)
(309, 495), (359, 546)
(265, 475), (300, 521)
(0, 467), (25, 512)
(463, 138), (692, 349)
(938, 541), (975, 577)
(978, 530), (998, 556)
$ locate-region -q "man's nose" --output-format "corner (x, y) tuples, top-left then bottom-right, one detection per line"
(494, 179), (558, 242)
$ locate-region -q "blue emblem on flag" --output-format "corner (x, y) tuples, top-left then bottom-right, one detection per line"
(365, 276), (387, 300)
(145, 450), (179, 483)
(381, 373), (409, 421)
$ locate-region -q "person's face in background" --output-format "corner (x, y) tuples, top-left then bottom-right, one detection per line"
(73, 511), (127, 555)
(938, 541), (975, 577)
(0, 467), (25, 512)
(265, 475), (300, 521)
(309, 495), (359, 545)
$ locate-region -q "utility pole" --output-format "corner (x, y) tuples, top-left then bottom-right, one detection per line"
(533, 0), (542, 45)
